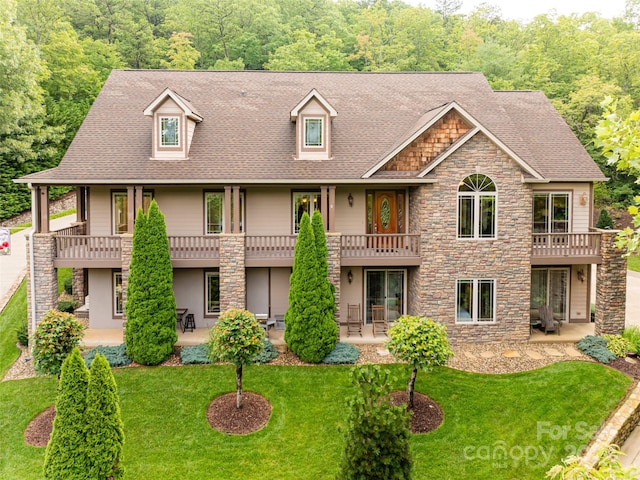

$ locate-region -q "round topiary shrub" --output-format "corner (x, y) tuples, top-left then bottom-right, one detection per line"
(32, 309), (85, 375)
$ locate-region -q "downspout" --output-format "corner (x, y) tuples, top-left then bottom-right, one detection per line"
(28, 184), (37, 343)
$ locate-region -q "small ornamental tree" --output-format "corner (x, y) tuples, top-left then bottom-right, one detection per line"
(340, 365), (412, 480)
(84, 353), (125, 479)
(285, 212), (337, 362)
(32, 309), (85, 376)
(44, 348), (89, 479)
(596, 208), (615, 229)
(208, 308), (264, 409)
(387, 315), (453, 409)
(125, 200), (177, 365)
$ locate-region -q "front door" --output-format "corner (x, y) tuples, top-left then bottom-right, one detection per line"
(373, 191), (398, 235)
(365, 269), (406, 324)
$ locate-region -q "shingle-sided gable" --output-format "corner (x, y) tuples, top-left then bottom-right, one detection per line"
(15, 70), (605, 185)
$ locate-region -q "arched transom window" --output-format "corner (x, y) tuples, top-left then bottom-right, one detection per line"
(457, 174), (496, 239)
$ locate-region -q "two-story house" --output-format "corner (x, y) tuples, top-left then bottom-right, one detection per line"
(17, 70), (626, 343)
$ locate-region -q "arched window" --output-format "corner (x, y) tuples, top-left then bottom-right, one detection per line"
(457, 174), (496, 239)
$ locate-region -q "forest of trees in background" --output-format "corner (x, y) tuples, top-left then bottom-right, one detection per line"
(2, 0), (640, 221)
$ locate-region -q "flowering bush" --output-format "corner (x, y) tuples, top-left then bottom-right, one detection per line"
(32, 309), (85, 375)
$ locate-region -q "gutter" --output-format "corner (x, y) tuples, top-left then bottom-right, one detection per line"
(28, 184), (37, 345)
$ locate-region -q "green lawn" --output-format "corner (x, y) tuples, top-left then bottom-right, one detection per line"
(0, 361), (630, 479)
(628, 255), (640, 273)
(0, 281), (26, 378)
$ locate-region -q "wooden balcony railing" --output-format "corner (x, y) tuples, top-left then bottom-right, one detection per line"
(55, 235), (121, 260)
(55, 225), (82, 236)
(246, 235), (297, 258)
(169, 236), (220, 259)
(531, 233), (601, 258)
(341, 234), (421, 258)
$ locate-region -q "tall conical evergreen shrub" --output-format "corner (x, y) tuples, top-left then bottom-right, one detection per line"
(44, 348), (89, 479)
(312, 210), (337, 319)
(84, 353), (125, 479)
(125, 200), (177, 365)
(285, 212), (337, 362)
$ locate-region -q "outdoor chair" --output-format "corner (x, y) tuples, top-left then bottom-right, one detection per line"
(371, 305), (388, 336)
(182, 313), (195, 333)
(347, 304), (362, 337)
(539, 305), (560, 335)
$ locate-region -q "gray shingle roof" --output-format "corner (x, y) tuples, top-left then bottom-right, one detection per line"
(18, 70), (605, 184)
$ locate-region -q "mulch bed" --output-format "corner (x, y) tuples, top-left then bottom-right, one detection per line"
(24, 405), (55, 447)
(390, 391), (443, 434)
(206, 392), (272, 435)
(608, 357), (640, 381)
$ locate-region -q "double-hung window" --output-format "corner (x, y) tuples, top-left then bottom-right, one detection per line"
(533, 193), (569, 233)
(293, 192), (321, 233)
(113, 271), (123, 316)
(160, 116), (180, 147)
(457, 174), (496, 239)
(205, 192), (244, 234)
(304, 118), (323, 147)
(456, 279), (496, 323)
(206, 271), (220, 315)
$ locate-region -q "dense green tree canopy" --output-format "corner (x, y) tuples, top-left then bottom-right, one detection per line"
(4, 0), (640, 218)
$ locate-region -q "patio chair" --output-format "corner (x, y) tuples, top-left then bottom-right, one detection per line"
(347, 304), (362, 337)
(539, 305), (560, 335)
(371, 305), (388, 337)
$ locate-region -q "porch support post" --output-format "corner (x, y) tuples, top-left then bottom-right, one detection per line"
(233, 186), (240, 233)
(595, 230), (627, 335)
(126, 186), (135, 234)
(76, 187), (86, 223)
(26, 234), (57, 336)
(219, 234), (246, 311)
(224, 186), (232, 234)
(320, 186), (329, 231)
(38, 186), (50, 233)
(135, 185), (144, 218)
(326, 233), (341, 334)
(120, 234), (133, 341)
(328, 186), (336, 232)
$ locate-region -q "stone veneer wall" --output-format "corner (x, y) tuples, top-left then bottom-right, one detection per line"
(595, 230), (627, 335)
(409, 134), (532, 343)
(326, 233), (341, 327)
(219, 234), (246, 311)
(26, 234), (58, 337)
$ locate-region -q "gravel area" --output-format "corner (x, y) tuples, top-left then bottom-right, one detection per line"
(3, 341), (592, 381)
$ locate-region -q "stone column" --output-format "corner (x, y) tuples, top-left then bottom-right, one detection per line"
(595, 230), (627, 335)
(120, 235), (133, 321)
(72, 268), (86, 306)
(219, 234), (246, 311)
(327, 233), (341, 330)
(26, 234), (58, 337)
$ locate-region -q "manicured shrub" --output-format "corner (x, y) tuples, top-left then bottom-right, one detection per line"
(322, 343), (359, 364)
(285, 212), (338, 363)
(16, 317), (28, 346)
(622, 326), (640, 354)
(83, 344), (132, 368)
(63, 276), (73, 295)
(253, 338), (278, 364)
(596, 208), (615, 229)
(84, 353), (125, 479)
(340, 365), (411, 480)
(603, 334), (635, 357)
(125, 200), (177, 365)
(387, 315), (453, 408)
(577, 335), (617, 363)
(57, 299), (75, 313)
(44, 348), (89, 479)
(208, 308), (265, 408)
(32, 309), (85, 376)
(180, 344), (211, 364)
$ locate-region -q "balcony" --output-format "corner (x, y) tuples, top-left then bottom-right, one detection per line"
(531, 232), (602, 265)
(54, 233), (422, 267)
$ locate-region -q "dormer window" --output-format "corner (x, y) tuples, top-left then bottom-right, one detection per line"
(305, 118), (323, 147)
(144, 88), (202, 160)
(291, 89), (337, 161)
(160, 116), (180, 147)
